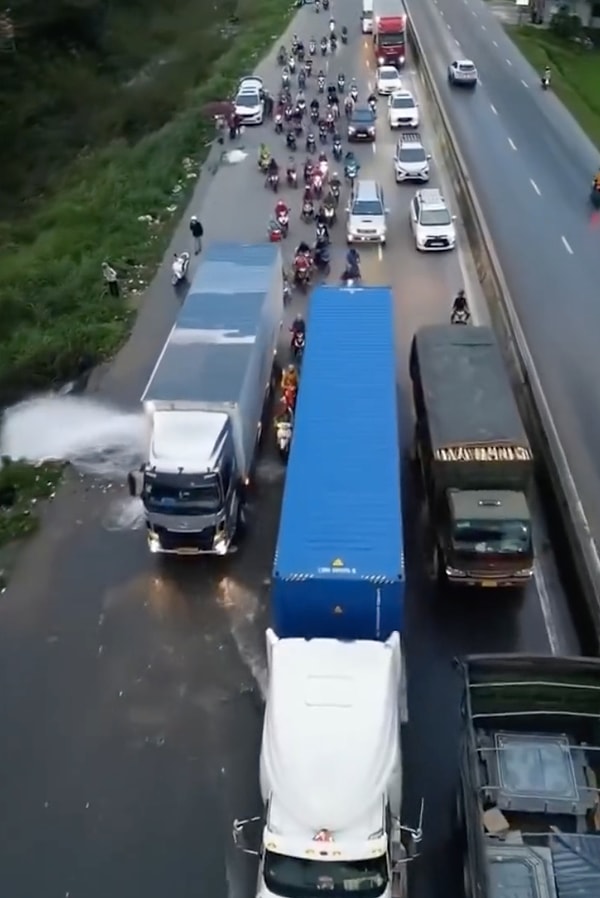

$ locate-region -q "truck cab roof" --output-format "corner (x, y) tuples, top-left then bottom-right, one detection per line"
(149, 409), (228, 474)
(262, 632), (401, 845)
(448, 489), (531, 521)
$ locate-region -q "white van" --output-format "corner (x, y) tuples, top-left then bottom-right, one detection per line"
(361, 0), (374, 33)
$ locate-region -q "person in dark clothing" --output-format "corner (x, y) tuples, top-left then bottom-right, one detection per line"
(189, 216), (204, 254)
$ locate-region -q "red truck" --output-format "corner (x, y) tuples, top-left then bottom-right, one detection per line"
(373, 0), (407, 67)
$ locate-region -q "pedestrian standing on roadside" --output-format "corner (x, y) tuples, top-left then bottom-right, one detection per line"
(189, 215), (204, 254)
(102, 261), (119, 297)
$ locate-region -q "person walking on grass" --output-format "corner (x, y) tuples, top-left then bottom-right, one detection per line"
(189, 215), (204, 254)
(102, 261), (119, 297)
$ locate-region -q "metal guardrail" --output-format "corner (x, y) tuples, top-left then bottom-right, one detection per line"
(405, 9), (600, 644)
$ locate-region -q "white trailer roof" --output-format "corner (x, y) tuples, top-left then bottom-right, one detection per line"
(262, 633), (401, 838)
(149, 410), (228, 473)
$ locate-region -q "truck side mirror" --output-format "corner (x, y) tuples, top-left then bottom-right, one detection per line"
(127, 470), (143, 498)
(232, 817), (262, 856)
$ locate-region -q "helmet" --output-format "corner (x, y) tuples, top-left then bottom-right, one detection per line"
(190, 215), (197, 222)
(287, 364), (296, 374)
(295, 314), (304, 324)
(457, 288), (465, 298)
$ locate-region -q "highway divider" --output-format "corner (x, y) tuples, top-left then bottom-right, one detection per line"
(406, 11), (600, 646)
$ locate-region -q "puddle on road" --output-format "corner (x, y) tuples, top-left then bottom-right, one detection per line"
(0, 395), (148, 479)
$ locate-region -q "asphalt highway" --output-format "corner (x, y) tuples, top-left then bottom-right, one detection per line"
(407, 0), (600, 572)
(0, 2), (578, 897)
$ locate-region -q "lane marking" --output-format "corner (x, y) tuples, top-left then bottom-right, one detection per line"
(506, 58), (512, 66)
(481, 24), (486, 30)
(439, 8), (444, 15)
(377, 244), (383, 261)
(493, 39), (498, 47)
(530, 178), (541, 196)
(455, 38), (461, 47)
(561, 235), (574, 254)
(447, 23), (452, 30)
(472, 9), (477, 16)
(508, 137), (517, 150)
(490, 103), (498, 114)
(521, 78), (528, 88)
(372, 142), (377, 154)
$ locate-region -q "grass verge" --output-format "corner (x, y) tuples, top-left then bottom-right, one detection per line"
(0, 0), (295, 549)
(506, 26), (600, 148)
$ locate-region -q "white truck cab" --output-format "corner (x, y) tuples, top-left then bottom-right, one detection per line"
(234, 630), (422, 898)
(361, 0), (374, 33)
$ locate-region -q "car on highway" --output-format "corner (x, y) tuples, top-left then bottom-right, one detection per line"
(347, 105), (377, 142)
(346, 179), (388, 245)
(394, 132), (431, 183)
(409, 187), (456, 251)
(376, 65), (402, 95)
(388, 89), (419, 128)
(237, 75), (264, 93)
(234, 81), (264, 125)
(447, 59), (478, 88)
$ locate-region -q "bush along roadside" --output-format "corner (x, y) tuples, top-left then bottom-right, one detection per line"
(0, 0), (296, 550)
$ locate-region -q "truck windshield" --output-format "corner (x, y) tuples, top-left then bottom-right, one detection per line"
(452, 519), (531, 555)
(264, 851), (388, 898)
(143, 482), (221, 514)
(379, 33), (405, 46)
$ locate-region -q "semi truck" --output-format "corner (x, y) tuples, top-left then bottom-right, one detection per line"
(272, 285), (405, 641)
(373, 0), (407, 67)
(128, 242), (283, 556)
(409, 325), (534, 588)
(457, 653), (600, 898)
(233, 629), (423, 898)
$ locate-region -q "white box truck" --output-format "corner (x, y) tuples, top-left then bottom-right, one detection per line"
(234, 630), (423, 898)
(128, 242), (283, 556)
(362, 0), (374, 33)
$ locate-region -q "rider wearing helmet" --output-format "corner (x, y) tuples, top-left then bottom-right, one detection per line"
(346, 247), (360, 275)
(542, 65), (551, 84)
(290, 314), (306, 343)
(259, 143), (270, 168)
(452, 289), (469, 316)
(281, 364), (298, 392)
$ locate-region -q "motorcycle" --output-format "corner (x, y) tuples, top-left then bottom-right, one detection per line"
(337, 74), (345, 93)
(323, 0), (329, 9)
(305, 58), (313, 75)
(297, 45), (305, 62)
(368, 97), (377, 114)
(274, 113), (284, 134)
(541, 76), (550, 90)
(345, 163), (358, 182)
(341, 266), (361, 285)
(330, 36), (337, 52)
(306, 133), (317, 153)
(258, 153), (271, 173)
(171, 251), (190, 286)
(282, 71), (290, 89)
(329, 20), (336, 35)
(322, 202), (336, 226)
(310, 106), (319, 124)
(318, 76), (325, 93)
(350, 85), (358, 102)
(268, 219), (284, 242)
(286, 131), (297, 151)
(296, 97), (306, 115)
(276, 209), (290, 237)
(344, 97), (354, 117)
(283, 277), (292, 305)
(293, 260), (311, 290)
(287, 167), (298, 188)
(266, 170), (280, 192)
(298, 71), (306, 90)
(282, 384), (297, 412)
(333, 139), (342, 161)
(315, 222), (328, 243)
(277, 50), (287, 66)
(301, 199), (315, 221)
(312, 172), (324, 196)
(309, 40), (317, 55)
(292, 331), (306, 362)
(314, 244), (331, 274)
(321, 39), (328, 56)
(450, 308), (470, 325)
(341, 27), (348, 44)
(330, 180), (341, 203)
(315, 0), (321, 10)
(275, 419), (293, 462)
(289, 56), (296, 73)
(319, 125), (328, 145)
(326, 112), (335, 131)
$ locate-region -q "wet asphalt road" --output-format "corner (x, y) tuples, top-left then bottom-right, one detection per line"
(0, 1), (580, 897)
(407, 0), (600, 568)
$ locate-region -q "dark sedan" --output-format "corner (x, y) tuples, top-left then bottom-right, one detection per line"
(347, 106), (376, 142)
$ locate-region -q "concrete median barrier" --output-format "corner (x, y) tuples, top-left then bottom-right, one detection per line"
(406, 12), (600, 646)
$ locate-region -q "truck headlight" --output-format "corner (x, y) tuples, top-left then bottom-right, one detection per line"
(148, 531), (160, 553)
(214, 531), (228, 555)
(377, 56), (384, 64)
(399, 55), (405, 63)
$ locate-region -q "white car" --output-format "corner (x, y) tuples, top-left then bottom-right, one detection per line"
(394, 133), (431, 183)
(447, 60), (478, 88)
(376, 66), (402, 96)
(237, 75), (264, 93)
(388, 90), (419, 128)
(234, 84), (264, 125)
(409, 188), (456, 251)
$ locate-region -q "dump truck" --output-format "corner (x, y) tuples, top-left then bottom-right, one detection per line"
(457, 653), (600, 898)
(233, 629), (423, 898)
(128, 242), (283, 556)
(409, 325), (534, 588)
(272, 285), (405, 641)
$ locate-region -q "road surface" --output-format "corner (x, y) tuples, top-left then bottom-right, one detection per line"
(0, 2), (578, 897)
(408, 0), (600, 580)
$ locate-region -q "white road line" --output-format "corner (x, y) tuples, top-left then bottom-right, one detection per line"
(439, 8), (444, 15)
(506, 58), (512, 66)
(471, 9), (477, 16)
(377, 245), (383, 261)
(530, 179), (541, 195)
(372, 142), (377, 155)
(521, 79), (528, 87)
(562, 235), (574, 254)
(455, 38), (461, 47)
(493, 39), (498, 46)
(447, 22), (452, 30)
(482, 24), (486, 30)
(508, 137), (517, 150)
(490, 103), (498, 114)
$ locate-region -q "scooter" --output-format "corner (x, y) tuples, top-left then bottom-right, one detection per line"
(287, 167), (298, 188)
(541, 76), (550, 90)
(171, 252), (190, 286)
(451, 308), (470, 325)
(275, 419), (293, 461)
(292, 331), (305, 362)
(276, 209), (290, 237)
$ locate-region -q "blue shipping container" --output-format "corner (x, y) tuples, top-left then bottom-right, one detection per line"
(272, 285), (405, 641)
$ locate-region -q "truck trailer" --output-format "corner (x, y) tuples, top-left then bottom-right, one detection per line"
(272, 285), (405, 641)
(233, 629), (422, 898)
(410, 325), (534, 587)
(457, 653), (600, 898)
(128, 242), (283, 556)
(373, 0), (407, 66)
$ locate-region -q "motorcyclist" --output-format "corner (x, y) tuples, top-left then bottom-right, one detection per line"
(341, 25), (348, 42)
(542, 65), (551, 85)
(451, 289), (470, 321)
(344, 94), (354, 116)
(295, 88), (306, 108)
(275, 199), (290, 220)
(320, 36), (328, 53)
(267, 156), (279, 177)
(315, 219), (330, 245)
(286, 129), (297, 150)
(298, 68), (306, 89)
(329, 16), (336, 32)
(290, 314), (306, 344)
(296, 240), (312, 257)
(277, 45), (287, 64)
(292, 34), (299, 52)
(367, 91), (377, 109)
(344, 150), (359, 176)
(309, 36), (317, 54)
(346, 247), (361, 276)
(281, 364), (299, 392)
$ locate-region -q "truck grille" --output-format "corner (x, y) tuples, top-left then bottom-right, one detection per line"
(154, 525), (216, 551)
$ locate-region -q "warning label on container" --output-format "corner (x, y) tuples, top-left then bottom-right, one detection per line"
(317, 558), (357, 575)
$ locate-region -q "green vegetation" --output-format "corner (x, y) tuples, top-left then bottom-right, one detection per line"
(0, 0), (295, 549)
(0, 0), (295, 403)
(507, 24), (600, 147)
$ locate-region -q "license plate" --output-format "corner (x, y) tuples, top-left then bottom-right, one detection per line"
(177, 547), (200, 555)
(480, 581), (497, 588)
